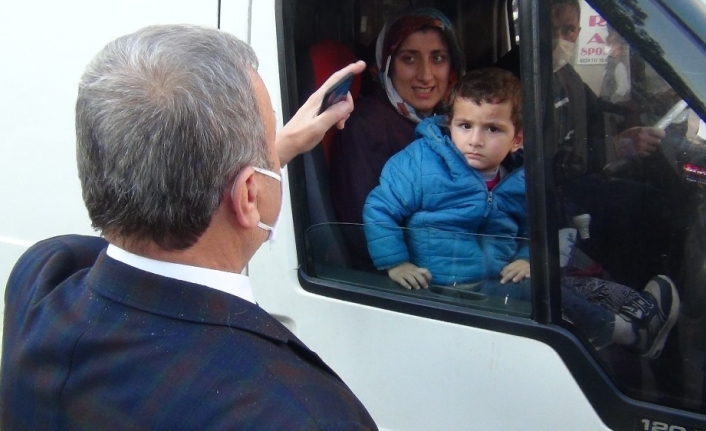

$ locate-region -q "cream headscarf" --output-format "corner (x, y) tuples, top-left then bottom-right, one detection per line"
(373, 7), (465, 122)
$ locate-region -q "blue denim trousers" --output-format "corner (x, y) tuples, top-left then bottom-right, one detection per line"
(474, 277), (616, 348)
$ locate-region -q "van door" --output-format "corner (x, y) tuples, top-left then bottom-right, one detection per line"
(246, 0), (706, 429)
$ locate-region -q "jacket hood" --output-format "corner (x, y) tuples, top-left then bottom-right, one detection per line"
(415, 115), (449, 142)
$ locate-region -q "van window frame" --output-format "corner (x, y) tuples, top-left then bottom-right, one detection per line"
(280, 0), (551, 326)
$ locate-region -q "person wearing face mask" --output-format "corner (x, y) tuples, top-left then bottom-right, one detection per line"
(549, 0), (691, 293)
(496, 0), (664, 183)
(329, 7), (465, 267)
(550, 0), (608, 185)
(0, 25), (378, 431)
(494, 1), (674, 289)
(550, 0), (670, 180)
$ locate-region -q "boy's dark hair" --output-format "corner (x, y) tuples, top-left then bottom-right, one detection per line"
(446, 67), (522, 131)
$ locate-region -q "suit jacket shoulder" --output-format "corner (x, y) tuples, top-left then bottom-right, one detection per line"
(1, 235), (377, 431)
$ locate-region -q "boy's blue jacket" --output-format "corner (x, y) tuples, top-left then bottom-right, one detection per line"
(363, 116), (529, 286)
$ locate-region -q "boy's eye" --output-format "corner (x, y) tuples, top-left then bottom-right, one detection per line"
(487, 126), (500, 133)
(457, 123), (471, 130)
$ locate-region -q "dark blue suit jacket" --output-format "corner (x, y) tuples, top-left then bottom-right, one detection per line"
(0, 235), (377, 430)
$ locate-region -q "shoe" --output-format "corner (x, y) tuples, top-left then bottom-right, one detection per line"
(619, 293), (654, 322)
(632, 275), (680, 359)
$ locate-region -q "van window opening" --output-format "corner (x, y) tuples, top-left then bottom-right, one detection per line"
(282, 0), (706, 425)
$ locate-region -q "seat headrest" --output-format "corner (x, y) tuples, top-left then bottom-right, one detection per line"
(310, 40), (362, 100)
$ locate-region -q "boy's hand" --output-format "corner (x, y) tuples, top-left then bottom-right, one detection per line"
(388, 263), (432, 290)
(500, 260), (530, 284)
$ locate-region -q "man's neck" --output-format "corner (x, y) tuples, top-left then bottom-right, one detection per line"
(106, 222), (252, 275)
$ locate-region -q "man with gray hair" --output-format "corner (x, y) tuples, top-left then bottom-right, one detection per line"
(0, 24), (375, 430)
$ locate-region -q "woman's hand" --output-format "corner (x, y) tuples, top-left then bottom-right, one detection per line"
(500, 259), (531, 284)
(388, 262), (432, 290)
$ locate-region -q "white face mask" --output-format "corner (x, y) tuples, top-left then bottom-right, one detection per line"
(552, 38), (576, 72)
(252, 166), (283, 243)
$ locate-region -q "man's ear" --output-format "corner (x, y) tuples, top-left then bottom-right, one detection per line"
(229, 167), (260, 229)
(511, 129), (524, 152)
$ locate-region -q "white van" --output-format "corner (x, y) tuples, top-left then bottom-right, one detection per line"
(3, 0), (706, 429)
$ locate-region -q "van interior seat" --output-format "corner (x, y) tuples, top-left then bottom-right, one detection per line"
(298, 39), (362, 267)
(308, 39), (362, 165)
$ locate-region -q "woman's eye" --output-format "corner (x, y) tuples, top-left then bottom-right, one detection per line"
(433, 54), (449, 63)
(401, 55), (416, 64)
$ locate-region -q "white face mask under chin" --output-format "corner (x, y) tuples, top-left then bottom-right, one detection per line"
(258, 213), (281, 243)
(252, 166), (283, 243)
(552, 39), (576, 73)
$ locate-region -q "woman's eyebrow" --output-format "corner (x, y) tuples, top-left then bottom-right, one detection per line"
(396, 48), (449, 54)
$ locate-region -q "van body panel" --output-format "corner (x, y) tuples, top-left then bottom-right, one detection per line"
(3, 0), (706, 429)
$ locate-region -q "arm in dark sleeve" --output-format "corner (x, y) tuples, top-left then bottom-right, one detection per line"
(585, 84), (608, 173)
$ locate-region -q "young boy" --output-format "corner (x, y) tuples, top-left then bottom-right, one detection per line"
(363, 68), (679, 358)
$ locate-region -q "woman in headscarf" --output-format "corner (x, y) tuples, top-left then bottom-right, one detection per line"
(329, 7), (465, 232)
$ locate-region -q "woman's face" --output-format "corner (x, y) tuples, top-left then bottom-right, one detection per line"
(390, 28), (452, 116)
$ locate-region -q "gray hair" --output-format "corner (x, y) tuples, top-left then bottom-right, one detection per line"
(76, 24), (270, 250)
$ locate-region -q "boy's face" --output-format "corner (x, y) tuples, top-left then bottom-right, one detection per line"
(449, 97), (523, 175)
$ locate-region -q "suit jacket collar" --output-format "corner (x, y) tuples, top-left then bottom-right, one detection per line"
(88, 250), (296, 346)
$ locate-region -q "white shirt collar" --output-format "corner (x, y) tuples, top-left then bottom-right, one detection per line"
(106, 244), (256, 304)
